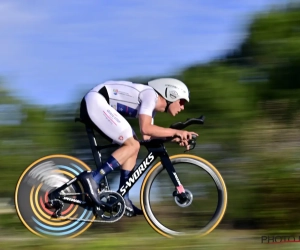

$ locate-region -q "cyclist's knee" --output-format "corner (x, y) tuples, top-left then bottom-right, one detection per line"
(132, 140), (140, 156)
(123, 137), (140, 156)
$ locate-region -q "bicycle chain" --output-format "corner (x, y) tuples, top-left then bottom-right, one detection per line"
(58, 214), (122, 223)
(57, 191), (125, 223)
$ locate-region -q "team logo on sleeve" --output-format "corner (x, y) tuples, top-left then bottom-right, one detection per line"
(116, 103), (138, 117)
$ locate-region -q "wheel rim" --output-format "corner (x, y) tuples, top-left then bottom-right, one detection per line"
(142, 156), (227, 237)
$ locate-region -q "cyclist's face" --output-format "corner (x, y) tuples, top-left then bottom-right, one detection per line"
(168, 99), (185, 116)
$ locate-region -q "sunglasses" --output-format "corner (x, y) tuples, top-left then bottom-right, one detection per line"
(179, 99), (186, 106)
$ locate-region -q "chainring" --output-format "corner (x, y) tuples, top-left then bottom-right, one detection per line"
(58, 191), (125, 223)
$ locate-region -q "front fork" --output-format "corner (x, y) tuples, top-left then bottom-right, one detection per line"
(159, 154), (188, 203)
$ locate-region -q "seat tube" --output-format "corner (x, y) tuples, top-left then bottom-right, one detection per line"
(85, 125), (102, 168)
(85, 125), (111, 190)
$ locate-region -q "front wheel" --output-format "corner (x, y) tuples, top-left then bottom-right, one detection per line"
(140, 154), (227, 238)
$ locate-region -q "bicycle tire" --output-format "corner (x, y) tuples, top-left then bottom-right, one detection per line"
(140, 154), (227, 238)
(15, 154), (95, 238)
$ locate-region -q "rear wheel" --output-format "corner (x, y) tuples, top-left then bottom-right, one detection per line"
(140, 154), (227, 238)
(15, 155), (95, 238)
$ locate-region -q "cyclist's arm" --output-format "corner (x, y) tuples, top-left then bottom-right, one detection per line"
(142, 118), (154, 140)
(138, 89), (176, 138)
(142, 134), (151, 140)
(139, 114), (176, 138)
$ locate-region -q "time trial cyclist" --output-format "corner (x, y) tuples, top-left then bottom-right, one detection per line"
(77, 78), (198, 217)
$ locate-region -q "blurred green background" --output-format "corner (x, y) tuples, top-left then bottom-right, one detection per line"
(1, 2), (300, 249)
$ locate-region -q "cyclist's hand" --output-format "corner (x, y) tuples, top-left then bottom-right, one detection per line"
(179, 139), (190, 150)
(171, 138), (191, 150)
(174, 130), (198, 141)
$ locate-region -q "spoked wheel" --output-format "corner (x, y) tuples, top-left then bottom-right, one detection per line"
(141, 154), (227, 238)
(15, 155), (95, 238)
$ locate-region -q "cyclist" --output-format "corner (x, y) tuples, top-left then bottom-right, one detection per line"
(78, 78), (198, 217)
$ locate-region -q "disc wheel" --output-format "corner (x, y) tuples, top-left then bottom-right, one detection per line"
(15, 155), (95, 238)
(141, 154), (227, 238)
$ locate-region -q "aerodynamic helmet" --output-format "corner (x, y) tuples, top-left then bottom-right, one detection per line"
(148, 78), (189, 103)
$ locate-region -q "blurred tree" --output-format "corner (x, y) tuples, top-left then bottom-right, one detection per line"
(0, 81), (74, 196)
(219, 4), (300, 230)
(223, 5), (300, 121)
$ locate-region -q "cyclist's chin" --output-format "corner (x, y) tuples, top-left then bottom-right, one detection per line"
(167, 108), (179, 116)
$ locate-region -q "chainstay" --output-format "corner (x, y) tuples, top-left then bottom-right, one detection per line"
(57, 191), (125, 223)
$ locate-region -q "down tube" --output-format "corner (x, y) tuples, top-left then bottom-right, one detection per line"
(117, 152), (157, 197)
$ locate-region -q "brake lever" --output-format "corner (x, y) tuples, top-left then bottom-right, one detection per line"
(183, 135), (197, 152)
(184, 140), (196, 152)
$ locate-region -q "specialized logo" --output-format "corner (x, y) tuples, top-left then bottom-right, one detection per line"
(173, 172), (181, 186)
(63, 197), (86, 204)
(120, 152), (155, 195)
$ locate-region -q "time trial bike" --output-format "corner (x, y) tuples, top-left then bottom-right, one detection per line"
(15, 115), (227, 238)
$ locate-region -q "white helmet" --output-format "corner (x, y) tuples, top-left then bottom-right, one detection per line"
(148, 78), (190, 103)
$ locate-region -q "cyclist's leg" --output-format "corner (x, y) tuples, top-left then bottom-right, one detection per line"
(116, 129), (139, 199)
(118, 149), (139, 198)
(118, 153), (143, 215)
(111, 137), (140, 168)
(81, 91), (142, 215)
(81, 91), (139, 179)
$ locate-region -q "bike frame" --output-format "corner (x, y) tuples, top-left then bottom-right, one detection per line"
(86, 125), (188, 198)
(49, 116), (204, 206)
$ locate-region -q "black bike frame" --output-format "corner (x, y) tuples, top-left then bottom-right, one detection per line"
(93, 132), (185, 197)
(116, 140), (184, 197)
(50, 115), (204, 205)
